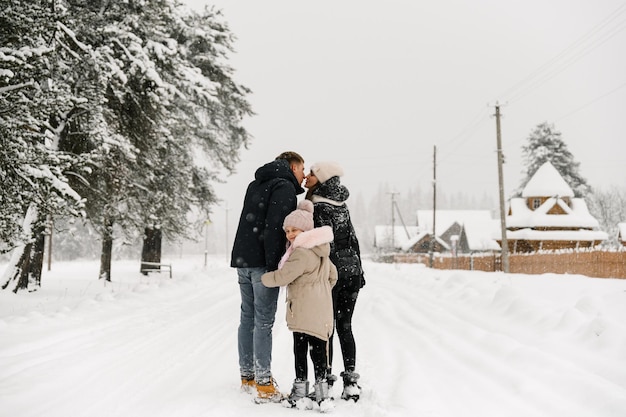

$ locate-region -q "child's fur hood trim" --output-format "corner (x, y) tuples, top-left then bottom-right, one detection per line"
(291, 225), (334, 250)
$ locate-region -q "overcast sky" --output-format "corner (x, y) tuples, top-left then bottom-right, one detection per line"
(182, 0), (626, 235)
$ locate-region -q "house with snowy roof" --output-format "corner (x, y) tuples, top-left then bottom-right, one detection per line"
(500, 161), (608, 252)
(415, 210), (501, 253)
(374, 224), (453, 252)
(402, 231), (449, 253)
(374, 210), (501, 254)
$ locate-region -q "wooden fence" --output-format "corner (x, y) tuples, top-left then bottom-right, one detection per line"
(390, 250), (626, 279)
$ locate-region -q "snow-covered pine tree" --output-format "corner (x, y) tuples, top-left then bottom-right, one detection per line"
(130, 4), (253, 270)
(1, 1), (85, 292)
(517, 122), (590, 197)
(0, 0), (252, 282)
(2, 1), (252, 284)
(56, 1), (252, 280)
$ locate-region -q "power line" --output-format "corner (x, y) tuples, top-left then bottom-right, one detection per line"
(508, 22), (626, 105)
(441, 107), (491, 150)
(435, 106), (492, 167)
(497, 3), (626, 104)
(556, 80), (626, 121)
(437, 4), (626, 172)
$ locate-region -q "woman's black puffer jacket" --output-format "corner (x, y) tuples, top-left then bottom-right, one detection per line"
(310, 176), (364, 286)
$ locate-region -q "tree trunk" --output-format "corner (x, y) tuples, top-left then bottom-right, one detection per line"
(2, 243), (32, 293)
(1, 205), (38, 293)
(99, 219), (114, 281)
(140, 227), (162, 274)
(28, 225), (46, 290)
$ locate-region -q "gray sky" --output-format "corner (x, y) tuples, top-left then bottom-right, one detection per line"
(182, 0), (626, 242)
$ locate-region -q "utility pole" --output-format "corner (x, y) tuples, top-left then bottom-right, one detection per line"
(495, 103), (510, 273)
(429, 145), (436, 268)
(388, 192), (399, 250)
(392, 197), (411, 240)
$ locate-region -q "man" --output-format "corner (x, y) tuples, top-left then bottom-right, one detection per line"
(231, 151), (306, 402)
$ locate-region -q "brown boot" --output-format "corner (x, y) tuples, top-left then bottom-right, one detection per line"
(240, 377), (255, 394)
(255, 378), (283, 403)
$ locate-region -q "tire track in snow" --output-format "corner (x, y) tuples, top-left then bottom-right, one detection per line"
(409, 273), (626, 417)
(79, 278), (241, 417)
(358, 266), (626, 417)
(4, 260), (626, 417)
(1, 272), (241, 417)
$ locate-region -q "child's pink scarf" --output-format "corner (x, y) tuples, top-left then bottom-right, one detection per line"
(278, 244), (294, 270)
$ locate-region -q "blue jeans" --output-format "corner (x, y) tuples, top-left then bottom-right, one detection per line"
(237, 267), (279, 383)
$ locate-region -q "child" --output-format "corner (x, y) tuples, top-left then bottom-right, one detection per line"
(261, 200), (338, 407)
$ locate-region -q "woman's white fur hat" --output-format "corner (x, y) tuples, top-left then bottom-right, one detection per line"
(283, 200), (314, 232)
(311, 161), (344, 184)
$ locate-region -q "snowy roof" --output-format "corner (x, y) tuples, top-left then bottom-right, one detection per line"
(463, 219), (502, 251)
(522, 161), (574, 198)
(506, 228), (608, 242)
(413, 210), (501, 252)
(374, 225), (420, 249)
(507, 197), (600, 229)
(399, 231), (445, 252)
(416, 210), (494, 235)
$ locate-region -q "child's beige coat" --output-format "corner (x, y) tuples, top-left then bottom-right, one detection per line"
(262, 226), (338, 341)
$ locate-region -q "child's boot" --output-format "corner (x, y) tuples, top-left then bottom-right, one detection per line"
(314, 379), (335, 412)
(326, 368), (337, 387)
(314, 379), (330, 404)
(340, 371), (361, 402)
(287, 379), (309, 406)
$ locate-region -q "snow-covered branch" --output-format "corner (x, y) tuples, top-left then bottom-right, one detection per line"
(56, 22), (91, 54)
(0, 81), (35, 94)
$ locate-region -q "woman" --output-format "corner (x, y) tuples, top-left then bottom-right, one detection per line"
(305, 161), (365, 402)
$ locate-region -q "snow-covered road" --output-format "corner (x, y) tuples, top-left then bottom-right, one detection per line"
(1, 257), (625, 416)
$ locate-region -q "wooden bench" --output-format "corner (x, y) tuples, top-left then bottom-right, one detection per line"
(140, 261), (172, 278)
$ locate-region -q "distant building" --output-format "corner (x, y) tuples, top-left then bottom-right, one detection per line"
(403, 232), (449, 254)
(374, 210), (500, 254)
(500, 162), (607, 252)
(416, 210), (501, 253)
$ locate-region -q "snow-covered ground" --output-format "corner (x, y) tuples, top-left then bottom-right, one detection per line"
(1, 255), (626, 417)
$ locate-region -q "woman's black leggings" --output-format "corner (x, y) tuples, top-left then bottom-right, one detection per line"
(293, 332), (328, 381)
(328, 274), (360, 373)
